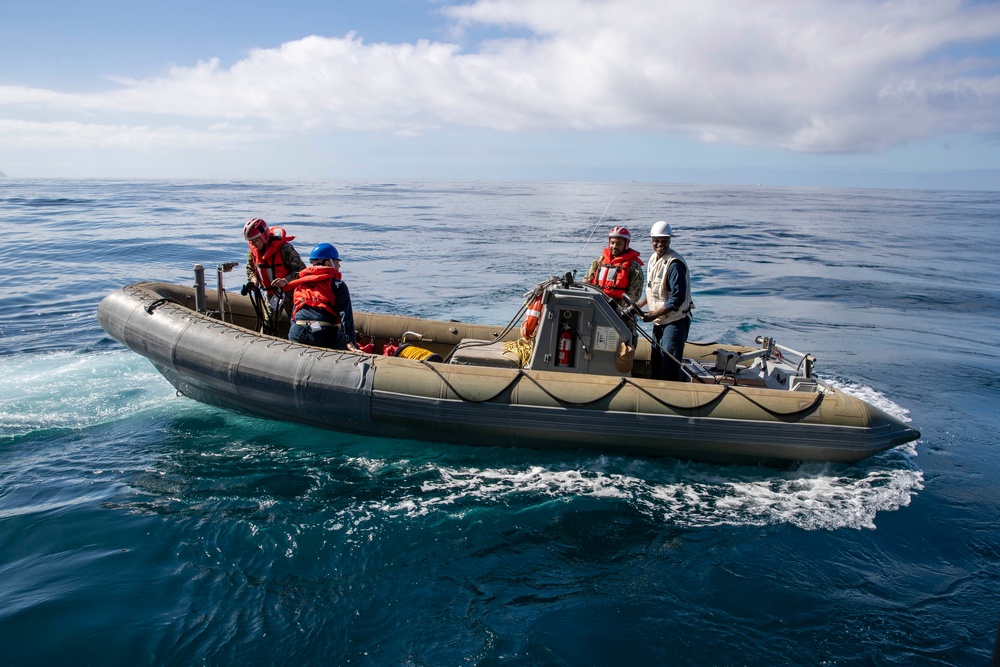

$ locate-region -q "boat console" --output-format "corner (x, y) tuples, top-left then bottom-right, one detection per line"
(524, 280), (634, 375)
(449, 274), (635, 376)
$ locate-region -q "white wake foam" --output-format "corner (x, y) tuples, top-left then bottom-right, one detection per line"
(332, 457), (921, 531)
(0, 350), (176, 439)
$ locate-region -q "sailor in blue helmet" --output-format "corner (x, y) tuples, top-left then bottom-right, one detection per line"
(285, 243), (359, 351)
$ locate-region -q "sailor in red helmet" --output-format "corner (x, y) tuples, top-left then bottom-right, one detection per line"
(584, 226), (644, 307)
(243, 217), (305, 318)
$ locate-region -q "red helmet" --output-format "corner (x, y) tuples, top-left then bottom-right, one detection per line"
(608, 226), (631, 248)
(243, 217), (269, 241)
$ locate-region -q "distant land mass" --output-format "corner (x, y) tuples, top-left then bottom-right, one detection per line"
(0, 170), (7, 178)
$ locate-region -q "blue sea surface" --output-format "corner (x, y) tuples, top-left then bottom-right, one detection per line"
(0, 179), (997, 665)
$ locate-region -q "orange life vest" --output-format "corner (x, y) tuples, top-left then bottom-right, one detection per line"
(589, 247), (642, 300)
(520, 293), (544, 340)
(249, 227), (296, 292)
(287, 265), (341, 321)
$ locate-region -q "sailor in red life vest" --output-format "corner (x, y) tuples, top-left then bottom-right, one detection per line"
(243, 217), (305, 317)
(285, 243), (359, 351)
(584, 226), (645, 307)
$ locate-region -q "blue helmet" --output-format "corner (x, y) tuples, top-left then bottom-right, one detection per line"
(309, 243), (340, 261)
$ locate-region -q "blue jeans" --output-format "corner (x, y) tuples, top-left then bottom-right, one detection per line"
(651, 317), (691, 382)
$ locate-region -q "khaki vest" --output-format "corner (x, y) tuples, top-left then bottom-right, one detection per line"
(645, 249), (692, 325)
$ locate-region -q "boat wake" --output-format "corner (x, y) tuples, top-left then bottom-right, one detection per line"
(0, 350), (175, 440)
(326, 450), (922, 532)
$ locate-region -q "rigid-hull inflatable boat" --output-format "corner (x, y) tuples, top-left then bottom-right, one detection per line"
(96, 268), (919, 466)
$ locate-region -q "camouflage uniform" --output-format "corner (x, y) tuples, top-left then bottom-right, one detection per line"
(246, 241), (305, 319)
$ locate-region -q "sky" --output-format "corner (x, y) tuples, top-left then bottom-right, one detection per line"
(2, 0), (1000, 189)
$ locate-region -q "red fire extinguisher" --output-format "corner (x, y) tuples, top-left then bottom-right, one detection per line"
(556, 325), (573, 366)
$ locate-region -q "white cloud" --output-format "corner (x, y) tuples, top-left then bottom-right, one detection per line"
(0, 119), (263, 149)
(1, 0), (999, 154)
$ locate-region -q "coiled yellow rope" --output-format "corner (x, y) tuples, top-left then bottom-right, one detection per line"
(502, 337), (534, 368)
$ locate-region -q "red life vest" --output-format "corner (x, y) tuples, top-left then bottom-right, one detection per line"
(287, 265), (342, 321)
(589, 247), (643, 300)
(249, 227), (296, 292)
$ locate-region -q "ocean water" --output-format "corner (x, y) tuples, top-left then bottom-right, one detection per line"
(0, 179), (997, 666)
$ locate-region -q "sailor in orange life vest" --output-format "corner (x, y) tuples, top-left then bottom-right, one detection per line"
(286, 243), (359, 351)
(243, 217), (305, 317)
(584, 226), (645, 309)
(637, 221), (693, 382)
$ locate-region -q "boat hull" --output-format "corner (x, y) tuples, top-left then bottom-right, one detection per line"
(97, 282), (920, 466)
